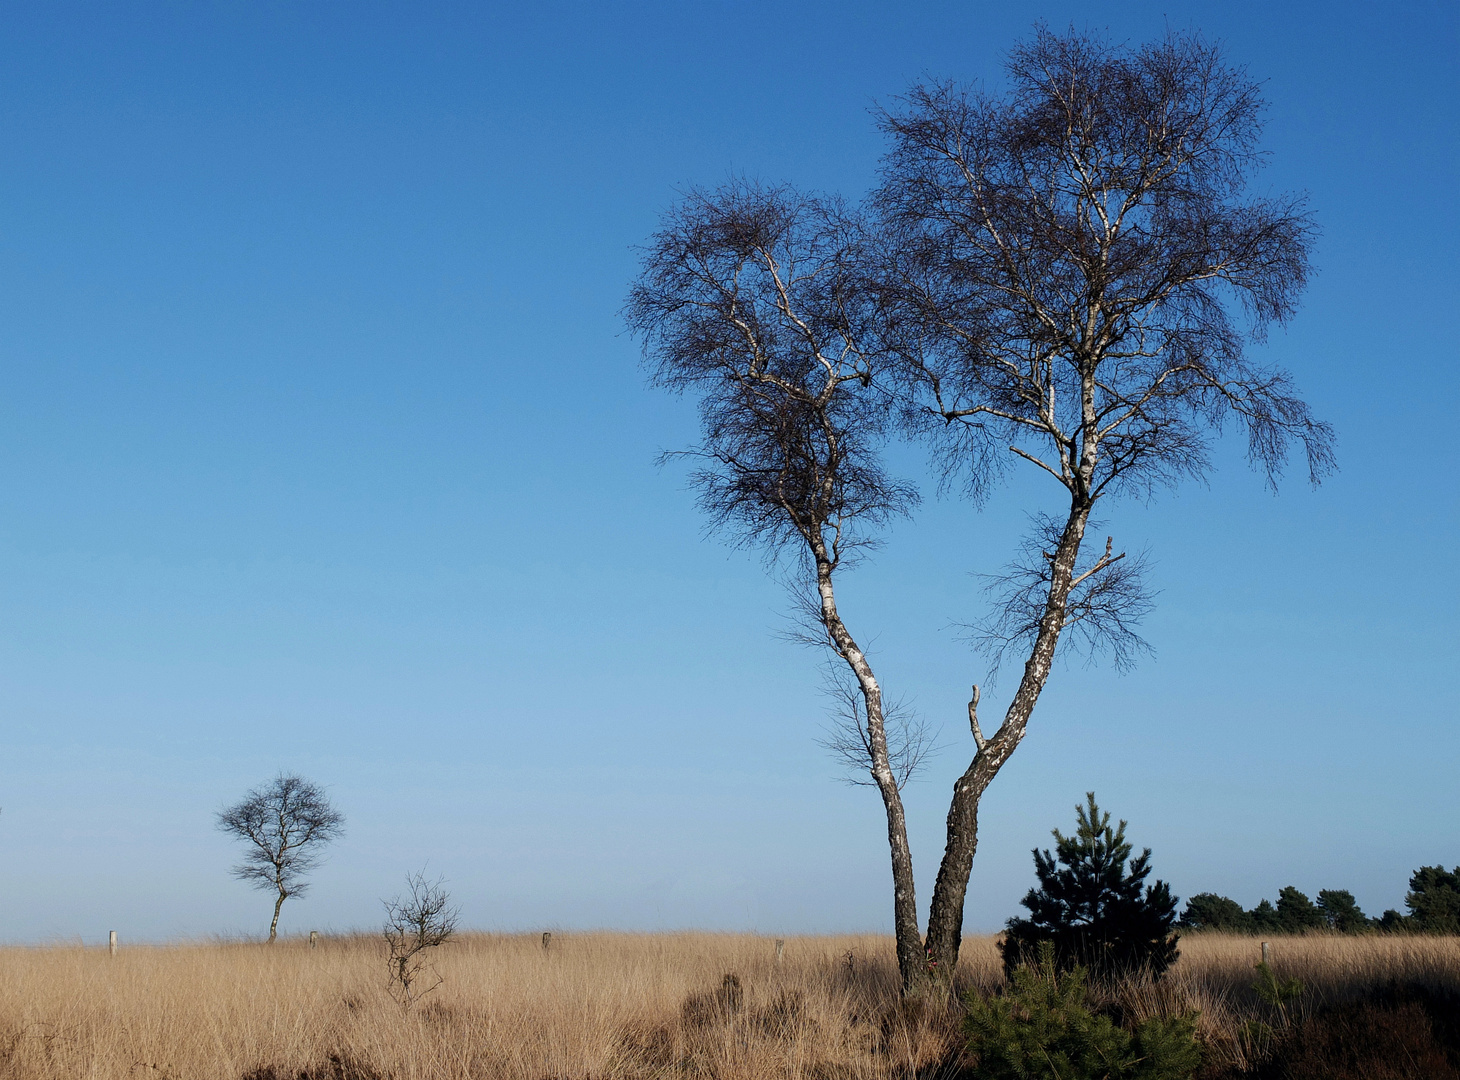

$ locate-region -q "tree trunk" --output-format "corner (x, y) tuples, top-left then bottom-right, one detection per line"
(815, 557), (929, 999)
(269, 888), (286, 944)
(922, 502), (1091, 988)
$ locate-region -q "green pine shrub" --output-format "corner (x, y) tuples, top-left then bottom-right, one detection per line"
(964, 944), (1201, 1080)
(1001, 794), (1180, 980)
(1240, 959), (1306, 1060)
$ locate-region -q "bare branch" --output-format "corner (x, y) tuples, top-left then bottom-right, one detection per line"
(1007, 444), (1068, 485)
(969, 515), (1156, 676)
(967, 685), (985, 751)
(1069, 535), (1125, 589)
(817, 664), (942, 790)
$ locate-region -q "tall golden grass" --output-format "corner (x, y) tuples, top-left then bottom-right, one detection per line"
(1111, 932), (1460, 1074)
(0, 931), (1455, 1079)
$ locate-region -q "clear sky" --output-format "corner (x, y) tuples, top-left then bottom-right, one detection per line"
(0, 0), (1455, 943)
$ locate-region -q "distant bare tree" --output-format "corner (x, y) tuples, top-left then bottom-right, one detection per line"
(216, 773), (345, 943)
(383, 871), (459, 1009)
(631, 27), (1333, 1001)
(872, 26), (1334, 988)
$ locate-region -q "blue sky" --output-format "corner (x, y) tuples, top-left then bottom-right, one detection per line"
(0, 0), (1455, 943)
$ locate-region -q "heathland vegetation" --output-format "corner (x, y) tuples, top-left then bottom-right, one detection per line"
(7, 789), (1444, 1079)
(1, 932), (1456, 1079)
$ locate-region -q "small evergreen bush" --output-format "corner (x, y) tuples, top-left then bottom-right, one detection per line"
(1001, 793), (1179, 979)
(964, 944), (1201, 1080)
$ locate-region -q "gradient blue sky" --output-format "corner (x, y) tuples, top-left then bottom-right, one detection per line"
(0, 0), (1455, 943)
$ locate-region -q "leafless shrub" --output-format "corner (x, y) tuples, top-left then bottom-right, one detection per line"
(382, 871), (459, 1010)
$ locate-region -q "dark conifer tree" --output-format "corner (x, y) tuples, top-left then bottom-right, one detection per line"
(1405, 866), (1460, 933)
(1316, 889), (1369, 933)
(1249, 899), (1281, 933)
(1275, 886), (1326, 933)
(1001, 794), (1179, 980)
(1180, 893), (1253, 933)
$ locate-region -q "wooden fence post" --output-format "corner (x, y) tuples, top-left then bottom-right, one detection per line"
(309, 931), (318, 950)
(108, 931), (117, 957)
(1261, 941), (1272, 966)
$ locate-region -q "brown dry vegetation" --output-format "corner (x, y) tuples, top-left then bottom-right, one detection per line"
(0, 932), (1456, 1080)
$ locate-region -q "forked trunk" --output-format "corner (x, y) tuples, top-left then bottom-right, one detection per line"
(921, 504), (1091, 990)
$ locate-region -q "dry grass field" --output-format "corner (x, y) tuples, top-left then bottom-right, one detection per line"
(0, 931), (1456, 1079)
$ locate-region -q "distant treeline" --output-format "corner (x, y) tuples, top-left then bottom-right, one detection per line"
(1180, 865), (1460, 934)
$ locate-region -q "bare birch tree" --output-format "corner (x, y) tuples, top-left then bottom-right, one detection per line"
(872, 27), (1334, 987)
(217, 772), (345, 943)
(629, 27), (1334, 1001)
(624, 182), (929, 990)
